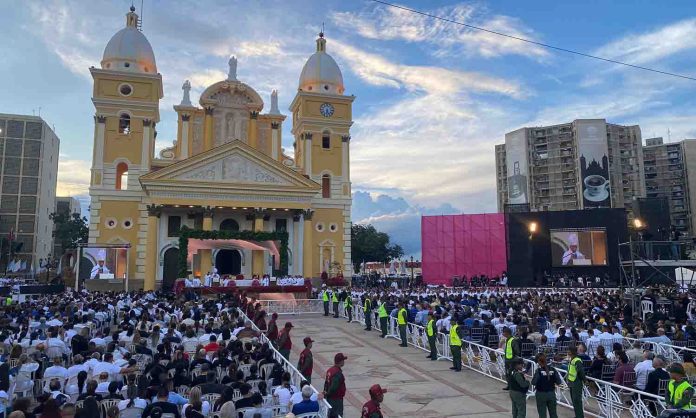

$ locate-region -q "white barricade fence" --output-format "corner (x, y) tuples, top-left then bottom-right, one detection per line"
(623, 335), (696, 365)
(256, 299), (325, 315)
(236, 308), (332, 418)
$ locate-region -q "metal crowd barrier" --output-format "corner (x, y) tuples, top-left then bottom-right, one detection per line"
(261, 299), (671, 418)
(236, 308), (332, 418)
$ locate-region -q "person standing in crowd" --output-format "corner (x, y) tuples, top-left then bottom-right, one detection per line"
(324, 353), (347, 418)
(449, 319), (463, 372)
(266, 313), (279, 348)
(361, 384), (387, 418)
(378, 298), (389, 338)
(277, 322), (293, 361)
(503, 327), (521, 391)
(566, 345), (585, 418)
(332, 290), (340, 318)
(509, 357), (529, 418)
(532, 353), (561, 418)
(666, 363), (694, 410)
(323, 287), (330, 317)
(297, 337), (314, 384)
(363, 294), (373, 331)
(426, 311), (437, 361)
(397, 301), (408, 347)
(345, 292), (353, 323)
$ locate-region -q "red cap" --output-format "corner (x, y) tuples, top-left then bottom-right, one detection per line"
(334, 352), (348, 363)
(303, 337), (314, 345)
(369, 384), (387, 397)
(285, 322), (294, 328)
(272, 313), (278, 319)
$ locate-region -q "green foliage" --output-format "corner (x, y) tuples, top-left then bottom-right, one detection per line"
(177, 226), (289, 277)
(49, 211), (88, 251)
(351, 224), (404, 273)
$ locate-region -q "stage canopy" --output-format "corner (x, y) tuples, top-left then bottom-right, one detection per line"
(186, 238), (281, 268)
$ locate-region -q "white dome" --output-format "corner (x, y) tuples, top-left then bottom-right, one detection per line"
(101, 7), (157, 74)
(299, 35), (344, 95)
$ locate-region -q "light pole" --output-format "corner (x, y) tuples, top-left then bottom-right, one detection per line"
(410, 255), (414, 288)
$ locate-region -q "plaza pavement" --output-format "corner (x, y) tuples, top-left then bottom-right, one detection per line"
(281, 313), (575, 418)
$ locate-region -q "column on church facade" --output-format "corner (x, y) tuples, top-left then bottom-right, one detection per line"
(180, 114), (190, 159)
(203, 106), (214, 151)
(252, 211), (265, 276)
(271, 122), (280, 160)
(199, 207), (214, 276)
(142, 119), (152, 171)
(302, 210), (313, 278)
(303, 133), (313, 176)
(144, 205), (160, 291)
(248, 111), (259, 149)
(296, 212), (304, 276)
(92, 115), (106, 185)
(342, 135), (350, 184)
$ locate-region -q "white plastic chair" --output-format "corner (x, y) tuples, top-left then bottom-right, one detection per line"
(641, 300), (654, 321)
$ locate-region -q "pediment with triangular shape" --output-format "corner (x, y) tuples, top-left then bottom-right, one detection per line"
(140, 140), (319, 192)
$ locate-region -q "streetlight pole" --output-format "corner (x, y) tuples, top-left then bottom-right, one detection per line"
(410, 255), (414, 288)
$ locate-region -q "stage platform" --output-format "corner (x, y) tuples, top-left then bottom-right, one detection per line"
(174, 280), (311, 299)
(84, 279), (144, 292)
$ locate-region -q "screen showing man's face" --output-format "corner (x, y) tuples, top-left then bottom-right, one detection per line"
(98, 260), (105, 267)
(570, 245), (577, 252)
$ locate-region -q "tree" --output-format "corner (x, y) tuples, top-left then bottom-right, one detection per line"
(351, 224), (404, 273)
(50, 212), (88, 251)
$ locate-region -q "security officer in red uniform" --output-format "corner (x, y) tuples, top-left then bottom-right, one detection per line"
(297, 337), (314, 384)
(324, 352), (347, 418)
(361, 384), (387, 418)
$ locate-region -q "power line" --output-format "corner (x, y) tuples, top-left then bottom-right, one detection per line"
(370, 0), (696, 82)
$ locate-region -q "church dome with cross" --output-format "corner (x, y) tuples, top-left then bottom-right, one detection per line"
(299, 33), (344, 95)
(101, 6), (157, 74)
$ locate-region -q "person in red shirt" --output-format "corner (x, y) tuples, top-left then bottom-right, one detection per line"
(324, 353), (347, 418)
(203, 335), (220, 353)
(266, 313), (279, 348)
(297, 337), (314, 384)
(277, 322), (293, 360)
(361, 384), (387, 418)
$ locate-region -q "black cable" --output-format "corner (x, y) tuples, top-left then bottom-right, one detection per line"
(370, 0), (696, 82)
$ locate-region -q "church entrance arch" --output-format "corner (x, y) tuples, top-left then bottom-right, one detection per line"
(162, 247), (180, 290)
(216, 249), (241, 275)
(219, 219), (240, 232)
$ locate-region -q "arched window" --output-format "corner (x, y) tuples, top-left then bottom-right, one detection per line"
(322, 174), (331, 198)
(219, 219), (240, 232)
(115, 162), (128, 190)
(322, 131), (330, 149)
(118, 113), (131, 134)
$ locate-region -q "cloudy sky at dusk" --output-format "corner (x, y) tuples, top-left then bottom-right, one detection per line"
(1, 0), (695, 255)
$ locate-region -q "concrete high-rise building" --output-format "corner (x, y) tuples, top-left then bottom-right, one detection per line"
(495, 119), (645, 219)
(643, 137), (696, 235)
(0, 114), (60, 270)
(53, 196), (82, 258)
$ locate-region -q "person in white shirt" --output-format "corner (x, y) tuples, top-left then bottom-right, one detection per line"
(90, 259), (111, 279)
(95, 372), (111, 395)
(273, 373), (299, 414)
(634, 350), (655, 390)
(192, 277), (202, 287)
(204, 273), (212, 287)
(185, 277), (193, 288)
(66, 355), (90, 395)
(92, 353), (136, 381)
(43, 357), (69, 391)
(84, 353), (102, 375)
(118, 384), (148, 410)
(288, 381), (318, 411)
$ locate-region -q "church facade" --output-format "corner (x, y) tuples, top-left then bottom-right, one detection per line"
(88, 7), (353, 290)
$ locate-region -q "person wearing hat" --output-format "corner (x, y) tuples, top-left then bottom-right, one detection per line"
(397, 301), (408, 347)
(297, 337), (314, 384)
(345, 291), (353, 323)
(503, 327), (521, 390)
(267, 313), (279, 348)
(562, 233), (585, 266)
(426, 311), (437, 361)
(90, 258), (110, 279)
(332, 289), (340, 318)
(322, 286), (331, 317)
(509, 357), (529, 418)
(449, 318), (463, 372)
(566, 344), (585, 418)
(324, 353), (347, 418)
(277, 322), (294, 361)
(363, 293), (373, 331)
(666, 363), (694, 410)
(361, 384), (387, 418)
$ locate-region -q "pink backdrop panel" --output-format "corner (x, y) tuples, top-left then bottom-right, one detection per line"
(421, 213), (507, 285)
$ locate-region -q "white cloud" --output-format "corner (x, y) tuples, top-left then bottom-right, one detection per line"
(57, 158), (91, 197)
(332, 4), (547, 59)
(332, 40), (525, 98)
(595, 18), (696, 65)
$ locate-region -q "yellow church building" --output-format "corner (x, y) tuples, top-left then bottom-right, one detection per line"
(87, 7), (353, 290)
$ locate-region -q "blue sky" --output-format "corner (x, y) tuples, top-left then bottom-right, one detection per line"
(2, 0), (696, 256)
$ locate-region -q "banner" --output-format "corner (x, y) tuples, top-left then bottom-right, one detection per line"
(576, 119), (610, 208)
(505, 128), (529, 204)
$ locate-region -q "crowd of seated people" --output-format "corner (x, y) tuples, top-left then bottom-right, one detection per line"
(0, 290), (322, 418)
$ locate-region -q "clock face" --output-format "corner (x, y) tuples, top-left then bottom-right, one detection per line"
(319, 103), (335, 118)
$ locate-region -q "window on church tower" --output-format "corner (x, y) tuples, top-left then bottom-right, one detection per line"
(115, 162), (128, 190)
(322, 174), (331, 198)
(118, 113), (131, 134)
(322, 132), (330, 149)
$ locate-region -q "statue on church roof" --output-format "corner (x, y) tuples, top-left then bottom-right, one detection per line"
(227, 55), (238, 81)
(269, 89), (281, 115)
(180, 79), (192, 106)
